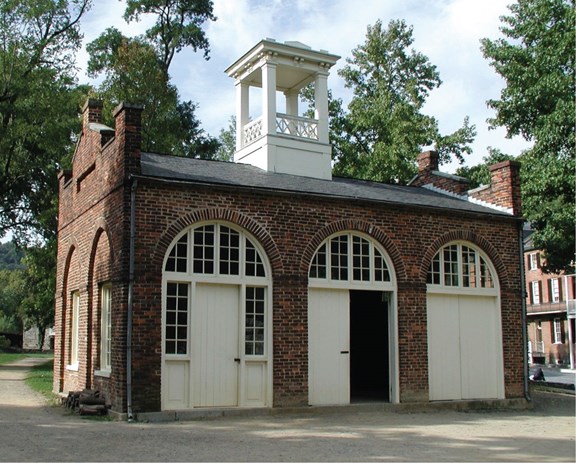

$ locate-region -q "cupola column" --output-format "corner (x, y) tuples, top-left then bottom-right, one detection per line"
(261, 59), (277, 137)
(235, 81), (249, 149)
(314, 71), (329, 144)
(285, 89), (299, 117)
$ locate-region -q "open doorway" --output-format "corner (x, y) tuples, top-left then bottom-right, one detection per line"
(350, 290), (390, 402)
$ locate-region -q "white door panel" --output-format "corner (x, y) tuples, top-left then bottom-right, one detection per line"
(427, 295), (462, 400)
(309, 288), (350, 405)
(459, 296), (501, 399)
(192, 284), (239, 407)
(428, 294), (503, 401)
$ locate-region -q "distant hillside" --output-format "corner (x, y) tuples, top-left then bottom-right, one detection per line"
(0, 242), (24, 270)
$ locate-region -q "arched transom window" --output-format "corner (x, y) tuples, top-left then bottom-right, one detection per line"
(427, 242), (495, 289)
(165, 223), (266, 278)
(309, 232), (392, 285)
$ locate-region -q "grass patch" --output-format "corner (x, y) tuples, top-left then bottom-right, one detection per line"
(25, 359), (57, 402)
(0, 352), (53, 366)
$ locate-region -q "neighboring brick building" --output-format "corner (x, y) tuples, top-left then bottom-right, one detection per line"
(54, 40), (527, 418)
(524, 229), (576, 366)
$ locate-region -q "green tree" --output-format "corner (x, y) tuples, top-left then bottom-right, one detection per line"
(0, 242), (24, 271)
(455, 148), (515, 189)
(332, 20), (475, 183)
(214, 116), (236, 162)
(87, 27), (219, 158)
(481, 0), (575, 272)
(124, 0), (216, 77)
(19, 241), (56, 349)
(0, 0), (91, 239)
(0, 268), (25, 334)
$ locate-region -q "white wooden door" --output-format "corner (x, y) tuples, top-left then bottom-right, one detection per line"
(427, 294), (504, 401)
(459, 295), (501, 399)
(308, 288), (350, 405)
(427, 295), (462, 400)
(191, 284), (239, 407)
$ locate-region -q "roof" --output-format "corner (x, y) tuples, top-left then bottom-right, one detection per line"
(139, 152), (514, 218)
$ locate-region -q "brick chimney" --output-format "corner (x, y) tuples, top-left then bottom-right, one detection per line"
(488, 160), (522, 216)
(410, 150), (469, 195)
(417, 150), (439, 174)
(112, 102), (143, 176)
(467, 160), (521, 215)
(82, 99), (103, 126)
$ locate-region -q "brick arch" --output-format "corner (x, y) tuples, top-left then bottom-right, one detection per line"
(60, 235), (89, 291)
(57, 242), (79, 392)
(87, 220), (115, 287)
(300, 219), (407, 282)
(152, 208), (283, 275)
(419, 230), (509, 288)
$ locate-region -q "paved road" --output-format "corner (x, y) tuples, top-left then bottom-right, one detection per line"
(529, 365), (576, 386)
(0, 357), (574, 462)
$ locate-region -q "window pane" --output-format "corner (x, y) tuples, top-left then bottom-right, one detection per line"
(310, 244), (327, 279)
(166, 234), (188, 273)
(480, 257), (494, 288)
(352, 236), (370, 281)
(245, 240), (266, 277)
(443, 245), (459, 286)
(462, 246), (477, 287)
(165, 283), (188, 355)
(101, 285), (112, 371)
(245, 287), (265, 356)
(330, 235), (348, 280)
(374, 249), (391, 282)
(193, 225), (215, 274)
(220, 226), (240, 275)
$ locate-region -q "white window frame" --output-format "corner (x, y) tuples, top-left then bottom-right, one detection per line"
(427, 242), (498, 296)
(529, 253), (539, 271)
(162, 221), (273, 408)
(531, 281), (540, 305)
(98, 283), (112, 374)
(550, 278), (560, 303)
(553, 318), (562, 344)
(68, 291), (80, 370)
(308, 231), (395, 291)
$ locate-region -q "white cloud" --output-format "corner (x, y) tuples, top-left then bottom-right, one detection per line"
(78, 0), (531, 172)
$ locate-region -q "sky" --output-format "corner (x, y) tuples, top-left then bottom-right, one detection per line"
(76, 0), (532, 173)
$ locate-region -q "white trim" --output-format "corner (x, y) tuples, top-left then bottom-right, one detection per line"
(426, 241), (499, 294)
(421, 184), (514, 215)
(100, 283), (112, 372)
(69, 291), (80, 368)
(308, 231), (399, 404)
(161, 221), (272, 410)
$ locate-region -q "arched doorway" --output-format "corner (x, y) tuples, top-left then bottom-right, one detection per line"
(307, 232), (397, 405)
(161, 222), (272, 410)
(426, 241), (505, 400)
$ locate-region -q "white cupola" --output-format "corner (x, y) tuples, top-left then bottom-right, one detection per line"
(225, 39), (340, 180)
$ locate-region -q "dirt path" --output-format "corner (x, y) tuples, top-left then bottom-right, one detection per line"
(0, 357), (574, 462)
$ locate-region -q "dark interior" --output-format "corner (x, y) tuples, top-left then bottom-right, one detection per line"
(350, 290), (390, 402)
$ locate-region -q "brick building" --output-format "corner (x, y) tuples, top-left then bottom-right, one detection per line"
(524, 229), (576, 367)
(54, 40), (527, 418)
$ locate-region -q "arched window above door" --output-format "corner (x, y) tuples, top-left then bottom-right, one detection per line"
(427, 242), (495, 289)
(309, 232), (392, 284)
(164, 223), (267, 278)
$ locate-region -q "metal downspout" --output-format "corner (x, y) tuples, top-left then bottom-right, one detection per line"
(519, 221), (531, 401)
(127, 177), (137, 421)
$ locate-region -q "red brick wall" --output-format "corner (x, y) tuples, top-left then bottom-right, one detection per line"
(55, 101), (525, 413)
(127, 179), (524, 409)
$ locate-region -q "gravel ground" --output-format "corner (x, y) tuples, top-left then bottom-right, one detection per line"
(1, 357), (574, 462)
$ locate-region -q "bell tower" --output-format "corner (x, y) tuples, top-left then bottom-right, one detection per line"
(226, 39), (340, 180)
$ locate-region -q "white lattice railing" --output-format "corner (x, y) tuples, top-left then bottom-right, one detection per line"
(276, 113), (318, 140)
(242, 114), (319, 147)
(243, 117), (263, 145)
